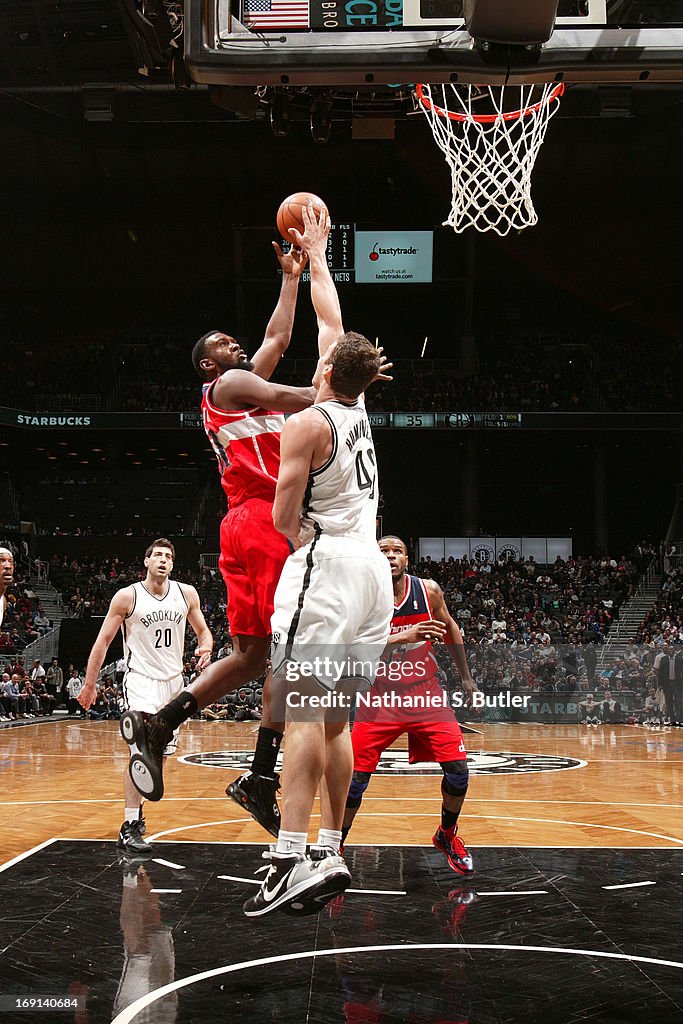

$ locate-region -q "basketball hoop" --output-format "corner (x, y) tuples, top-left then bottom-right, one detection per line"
(415, 82), (565, 236)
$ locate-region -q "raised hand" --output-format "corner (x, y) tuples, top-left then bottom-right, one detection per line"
(272, 240), (309, 277)
(288, 202), (331, 256)
(370, 346), (393, 384)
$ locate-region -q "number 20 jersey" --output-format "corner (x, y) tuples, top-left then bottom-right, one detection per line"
(122, 581), (188, 682)
(302, 398), (379, 543)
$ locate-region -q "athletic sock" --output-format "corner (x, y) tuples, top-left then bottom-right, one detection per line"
(124, 806), (141, 824)
(341, 825), (350, 844)
(157, 692), (198, 730)
(441, 806), (460, 832)
(316, 829), (342, 854)
(276, 830), (307, 856)
(250, 726), (283, 778)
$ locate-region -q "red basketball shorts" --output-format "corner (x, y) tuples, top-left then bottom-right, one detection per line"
(219, 498), (291, 639)
(351, 700), (467, 772)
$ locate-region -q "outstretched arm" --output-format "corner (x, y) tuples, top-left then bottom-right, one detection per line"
(212, 368), (315, 414)
(250, 244), (309, 380)
(289, 204), (343, 358)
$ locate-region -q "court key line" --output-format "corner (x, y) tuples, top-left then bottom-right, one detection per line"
(602, 880), (656, 890)
(145, 814), (683, 847)
(0, 838), (59, 874)
(3, 797), (683, 810)
(476, 890), (548, 896)
(109, 942), (683, 1024)
(216, 873), (406, 896)
(50, 837), (683, 850)
(457, 814), (683, 847)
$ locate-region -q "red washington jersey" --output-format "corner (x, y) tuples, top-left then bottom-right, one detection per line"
(386, 574), (440, 684)
(201, 380), (285, 508)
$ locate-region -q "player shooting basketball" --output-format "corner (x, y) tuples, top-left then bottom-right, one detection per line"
(121, 204), (390, 837)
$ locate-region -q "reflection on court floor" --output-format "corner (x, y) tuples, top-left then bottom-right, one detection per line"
(1, 841), (682, 1024)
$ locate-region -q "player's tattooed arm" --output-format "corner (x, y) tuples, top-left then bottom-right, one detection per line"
(79, 588), (133, 710)
(424, 579), (478, 699)
(182, 584), (214, 672)
(250, 243), (309, 380)
(214, 368), (316, 413)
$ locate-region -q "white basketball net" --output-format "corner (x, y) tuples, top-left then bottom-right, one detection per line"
(416, 82), (564, 236)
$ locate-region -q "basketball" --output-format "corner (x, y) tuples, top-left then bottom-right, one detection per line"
(276, 192), (328, 240)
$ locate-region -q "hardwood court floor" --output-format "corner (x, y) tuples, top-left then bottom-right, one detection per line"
(1, 718), (681, 864)
(2, 719), (682, 1024)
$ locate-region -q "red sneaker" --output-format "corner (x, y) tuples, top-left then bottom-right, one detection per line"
(432, 826), (475, 875)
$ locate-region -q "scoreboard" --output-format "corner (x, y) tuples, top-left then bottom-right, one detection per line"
(285, 225), (433, 284)
(292, 224), (354, 283)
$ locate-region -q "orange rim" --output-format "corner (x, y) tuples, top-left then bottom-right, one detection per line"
(415, 82), (565, 123)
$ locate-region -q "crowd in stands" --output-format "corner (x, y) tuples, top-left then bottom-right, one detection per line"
(637, 566), (683, 645)
(598, 337), (681, 413)
(414, 552), (633, 645)
(2, 324), (679, 414)
(0, 558), (54, 655)
(3, 331), (114, 410)
(118, 337), (592, 414)
(2, 541), (679, 727)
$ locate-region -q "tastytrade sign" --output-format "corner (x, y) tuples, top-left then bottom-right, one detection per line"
(355, 231), (433, 283)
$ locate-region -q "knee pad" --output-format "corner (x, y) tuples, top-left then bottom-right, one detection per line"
(441, 760), (469, 797)
(346, 770), (372, 809)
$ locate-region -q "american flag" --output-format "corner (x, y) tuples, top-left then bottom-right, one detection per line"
(242, 0), (309, 28)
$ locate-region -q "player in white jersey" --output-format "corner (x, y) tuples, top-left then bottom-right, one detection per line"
(79, 539), (212, 858)
(0, 548), (14, 627)
(244, 333), (394, 917)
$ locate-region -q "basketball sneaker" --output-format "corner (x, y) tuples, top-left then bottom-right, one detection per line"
(120, 710), (173, 801)
(117, 819), (153, 860)
(226, 771), (281, 838)
(432, 826), (475, 876)
(243, 849), (351, 918)
(281, 845), (351, 917)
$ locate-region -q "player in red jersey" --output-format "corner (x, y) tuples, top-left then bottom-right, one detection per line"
(342, 535), (479, 875)
(121, 207), (389, 835)
(120, 233), (320, 830)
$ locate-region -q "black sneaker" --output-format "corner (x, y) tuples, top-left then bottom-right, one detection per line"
(120, 711), (173, 801)
(243, 850), (350, 918)
(226, 772), (281, 838)
(117, 819), (153, 860)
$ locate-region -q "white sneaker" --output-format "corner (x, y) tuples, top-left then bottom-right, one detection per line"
(243, 849), (350, 918)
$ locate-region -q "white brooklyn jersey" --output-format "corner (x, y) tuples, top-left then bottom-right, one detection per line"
(122, 581), (188, 681)
(302, 398), (379, 542)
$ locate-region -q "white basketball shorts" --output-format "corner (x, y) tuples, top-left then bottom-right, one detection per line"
(270, 533), (393, 692)
(122, 671), (184, 755)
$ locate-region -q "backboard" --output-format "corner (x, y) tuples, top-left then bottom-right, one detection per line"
(185, 0), (683, 87)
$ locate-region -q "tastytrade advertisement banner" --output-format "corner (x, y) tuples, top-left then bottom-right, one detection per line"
(355, 231), (433, 283)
